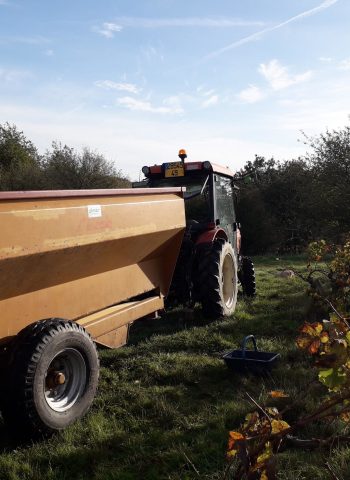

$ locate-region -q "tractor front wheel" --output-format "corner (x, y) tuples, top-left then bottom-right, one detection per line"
(197, 240), (238, 318)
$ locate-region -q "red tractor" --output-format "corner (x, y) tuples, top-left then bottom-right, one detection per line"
(133, 149), (256, 317)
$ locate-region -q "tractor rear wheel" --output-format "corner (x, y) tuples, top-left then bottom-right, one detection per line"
(239, 256), (256, 297)
(197, 240), (238, 318)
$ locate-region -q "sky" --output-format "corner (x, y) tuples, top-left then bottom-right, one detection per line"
(0, 0), (349, 180)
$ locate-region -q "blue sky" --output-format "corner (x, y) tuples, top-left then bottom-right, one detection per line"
(0, 0), (349, 179)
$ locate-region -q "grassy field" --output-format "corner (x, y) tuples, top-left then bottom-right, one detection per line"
(0, 256), (349, 480)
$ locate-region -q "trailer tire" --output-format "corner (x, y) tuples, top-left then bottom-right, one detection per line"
(239, 257), (256, 297)
(1, 319), (99, 438)
(197, 240), (238, 318)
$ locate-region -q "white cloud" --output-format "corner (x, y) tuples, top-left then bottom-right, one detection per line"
(319, 56), (332, 62)
(278, 99), (309, 108)
(259, 60), (312, 90)
(0, 68), (33, 84)
(338, 58), (350, 71)
(93, 22), (123, 38)
(196, 87), (218, 106)
(204, 0), (338, 61)
(0, 101), (307, 181)
(117, 96), (182, 114)
(0, 35), (50, 45)
(162, 95), (185, 114)
(202, 95), (219, 108)
(95, 80), (141, 94)
(110, 17), (264, 28)
(140, 45), (162, 62)
(4, 88), (349, 182)
(202, 89), (216, 97)
(237, 85), (265, 104)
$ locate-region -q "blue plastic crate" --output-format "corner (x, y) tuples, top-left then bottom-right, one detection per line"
(223, 335), (280, 375)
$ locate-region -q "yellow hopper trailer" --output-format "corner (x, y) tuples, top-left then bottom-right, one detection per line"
(0, 187), (185, 436)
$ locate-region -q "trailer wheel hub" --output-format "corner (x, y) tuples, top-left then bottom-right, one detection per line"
(44, 348), (87, 413)
(55, 371), (66, 386)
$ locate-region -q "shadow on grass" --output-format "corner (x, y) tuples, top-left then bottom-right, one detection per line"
(20, 427), (228, 480)
(0, 424), (13, 452)
(0, 420), (34, 453)
(128, 305), (216, 346)
(128, 286), (309, 356)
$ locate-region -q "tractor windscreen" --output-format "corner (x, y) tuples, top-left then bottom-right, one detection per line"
(149, 175), (211, 223)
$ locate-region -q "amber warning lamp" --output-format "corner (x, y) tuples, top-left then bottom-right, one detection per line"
(178, 149), (187, 162)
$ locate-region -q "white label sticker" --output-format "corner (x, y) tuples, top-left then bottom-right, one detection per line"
(87, 205), (102, 218)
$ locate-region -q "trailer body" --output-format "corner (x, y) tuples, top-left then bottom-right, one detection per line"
(0, 188), (185, 349)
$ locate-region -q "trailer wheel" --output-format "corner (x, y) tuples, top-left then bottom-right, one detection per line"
(239, 257), (256, 297)
(1, 319), (99, 437)
(197, 240), (238, 318)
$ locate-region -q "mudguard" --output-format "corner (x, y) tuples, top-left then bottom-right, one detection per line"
(195, 228), (228, 246)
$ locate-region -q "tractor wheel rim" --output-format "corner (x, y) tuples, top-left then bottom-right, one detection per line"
(44, 348), (87, 412)
(222, 253), (235, 308)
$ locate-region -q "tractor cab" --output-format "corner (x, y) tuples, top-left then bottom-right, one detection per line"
(133, 149), (239, 249)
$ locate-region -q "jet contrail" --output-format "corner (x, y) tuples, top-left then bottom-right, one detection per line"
(203, 0), (339, 61)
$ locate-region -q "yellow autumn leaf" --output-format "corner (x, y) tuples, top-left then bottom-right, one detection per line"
(252, 442), (273, 471)
(227, 449), (237, 458)
(296, 335), (312, 350)
(299, 323), (314, 336)
(265, 407), (279, 417)
(320, 331), (329, 343)
(340, 411), (350, 423)
(271, 419), (290, 434)
(256, 450), (271, 465)
(269, 390), (289, 398)
(260, 470), (269, 480)
(346, 331), (350, 346)
(300, 322), (323, 336)
(243, 411), (259, 429)
(313, 322), (323, 334)
(227, 431), (244, 457)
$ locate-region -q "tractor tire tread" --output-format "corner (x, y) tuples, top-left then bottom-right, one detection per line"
(239, 257), (256, 297)
(196, 240), (238, 318)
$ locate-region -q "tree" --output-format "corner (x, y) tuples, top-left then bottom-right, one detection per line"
(0, 123), (43, 190)
(42, 143), (130, 189)
(237, 156), (280, 254)
(263, 160), (314, 252)
(237, 156), (312, 254)
(302, 126), (350, 242)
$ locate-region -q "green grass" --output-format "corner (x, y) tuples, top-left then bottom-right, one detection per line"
(0, 256), (348, 480)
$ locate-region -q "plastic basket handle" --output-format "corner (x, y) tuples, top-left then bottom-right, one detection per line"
(242, 335), (258, 359)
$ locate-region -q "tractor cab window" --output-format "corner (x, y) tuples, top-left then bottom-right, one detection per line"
(215, 175), (235, 244)
(184, 178), (211, 224)
(148, 175), (211, 224)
